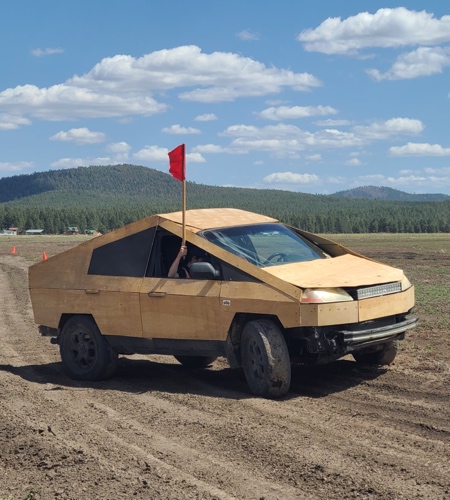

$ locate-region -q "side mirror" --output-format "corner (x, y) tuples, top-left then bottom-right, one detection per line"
(189, 262), (220, 280)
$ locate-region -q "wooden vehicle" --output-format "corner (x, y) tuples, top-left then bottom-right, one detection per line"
(29, 208), (418, 398)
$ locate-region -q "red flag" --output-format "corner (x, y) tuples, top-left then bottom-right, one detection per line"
(168, 144), (186, 181)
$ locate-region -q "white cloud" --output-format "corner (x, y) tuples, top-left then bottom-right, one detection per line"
(186, 152), (206, 163)
(133, 145), (169, 162)
(355, 170), (450, 190)
(237, 29), (260, 41)
(31, 47), (64, 57)
(214, 117), (422, 157)
(306, 154), (322, 162)
(315, 118), (351, 127)
(50, 143), (131, 166)
(0, 45), (321, 127)
(73, 45), (321, 102)
(353, 118), (423, 140)
(106, 142), (131, 162)
(263, 171), (320, 184)
(0, 84), (166, 122)
(194, 113), (217, 121)
(133, 145), (205, 163)
(107, 142), (131, 154)
(50, 157), (112, 168)
(390, 142), (450, 156)
(424, 167), (450, 174)
(368, 47), (450, 81)
(192, 144), (230, 154)
(0, 113), (31, 130)
(221, 123), (360, 154)
(0, 161), (34, 172)
(298, 8), (450, 55)
(191, 117), (423, 159)
(258, 105), (337, 121)
(346, 158), (363, 166)
(50, 127), (106, 144)
(162, 124), (201, 134)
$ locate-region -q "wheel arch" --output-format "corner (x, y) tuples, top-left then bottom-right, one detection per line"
(225, 313), (286, 368)
(58, 313), (99, 333)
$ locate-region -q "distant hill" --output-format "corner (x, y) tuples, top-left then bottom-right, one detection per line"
(333, 185), (449, 202)
(0, 164), (322, 212)
(1, 165), (449, 234)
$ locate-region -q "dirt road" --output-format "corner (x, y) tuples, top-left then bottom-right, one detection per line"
(0, 239), (449, 499)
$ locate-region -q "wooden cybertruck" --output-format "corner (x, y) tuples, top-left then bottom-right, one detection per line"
(29, 208), (418, 398)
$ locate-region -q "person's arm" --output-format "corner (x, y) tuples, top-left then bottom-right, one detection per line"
(168, 245), (188, 277)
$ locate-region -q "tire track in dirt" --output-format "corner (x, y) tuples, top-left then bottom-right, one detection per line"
(1, 252), (449, 499)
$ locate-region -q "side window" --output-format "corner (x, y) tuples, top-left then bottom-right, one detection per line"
(88, 227), (155, 277)
(146, 229), (221, 279)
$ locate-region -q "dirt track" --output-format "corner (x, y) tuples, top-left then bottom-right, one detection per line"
(0, 238), (449, 499)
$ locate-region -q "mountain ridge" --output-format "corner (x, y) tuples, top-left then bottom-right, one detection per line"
(0, 165), (447, 205)
(333, 185), (449, 202)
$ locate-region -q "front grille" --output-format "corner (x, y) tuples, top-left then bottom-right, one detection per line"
(351, 282), (402, 300)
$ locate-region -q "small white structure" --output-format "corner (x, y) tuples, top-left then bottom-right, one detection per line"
(26, 229), (44, 235)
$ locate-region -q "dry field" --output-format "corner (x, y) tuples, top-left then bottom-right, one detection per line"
(0, 233), (449, 499)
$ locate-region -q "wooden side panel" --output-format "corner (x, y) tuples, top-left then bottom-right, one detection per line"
(29, 215), (159, 291)
(300, 301), (359, 327)
(219, 282), (300, 333)
(29, 288), (143, 336)
(358, 286), (415, 322)
(140, 278), (222, 340)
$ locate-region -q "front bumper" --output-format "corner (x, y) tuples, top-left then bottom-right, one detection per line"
(337, 315), (418, 345)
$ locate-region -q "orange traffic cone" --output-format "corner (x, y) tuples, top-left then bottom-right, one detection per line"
(11, 246), (16, 255)
(42, 251), (48, 261)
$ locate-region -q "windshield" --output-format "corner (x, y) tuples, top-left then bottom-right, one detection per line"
(200, 223), (328, 267)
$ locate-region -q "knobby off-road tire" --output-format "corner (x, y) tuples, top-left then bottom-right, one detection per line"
(353, 340), (398, 366)
(60, 315), (118, 381)
(174, 355), (217, 369)
(241, 319), (291, 399)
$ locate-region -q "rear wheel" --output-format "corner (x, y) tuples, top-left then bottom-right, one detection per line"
(241, 319), (291, 399)
(353, 340), (398, 366)
(174, 355), (217, 369)
(60, 315), (118, 381)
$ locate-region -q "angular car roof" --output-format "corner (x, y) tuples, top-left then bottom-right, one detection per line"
(158, 208), (278, 232)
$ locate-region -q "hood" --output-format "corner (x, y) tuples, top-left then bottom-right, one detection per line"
(262, 254), (404, 289)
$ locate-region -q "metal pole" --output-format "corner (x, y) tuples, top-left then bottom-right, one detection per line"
(182, 179), (186, 245)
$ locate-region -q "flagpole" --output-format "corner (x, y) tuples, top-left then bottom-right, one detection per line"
(182, 179), (186, 245)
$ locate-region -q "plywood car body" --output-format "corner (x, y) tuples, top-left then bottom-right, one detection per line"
(29, 208), (418, 397)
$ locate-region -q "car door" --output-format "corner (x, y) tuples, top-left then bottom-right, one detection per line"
(139, 230), (222, 340)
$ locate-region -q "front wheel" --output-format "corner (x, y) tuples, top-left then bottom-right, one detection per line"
(174, 355), (217, 369)
(353, 340), (398, 366)
(60, 315), (118, 381)
(241, 319), (291, 399)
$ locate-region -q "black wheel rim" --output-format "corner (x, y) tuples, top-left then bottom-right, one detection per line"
(69, 330), (96, 370)
(247, 338), (265, 382)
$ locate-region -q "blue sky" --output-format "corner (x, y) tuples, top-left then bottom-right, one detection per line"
(1, 1), (450, 195)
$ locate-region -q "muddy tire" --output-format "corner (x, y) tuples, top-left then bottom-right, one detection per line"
(241, 319), (291, 399)
(60, 315), (118, 381)
(174, 355), (217, 369)
(353, 340), (398, 366)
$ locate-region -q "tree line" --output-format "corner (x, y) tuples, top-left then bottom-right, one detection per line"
(1, 200), (450, 234)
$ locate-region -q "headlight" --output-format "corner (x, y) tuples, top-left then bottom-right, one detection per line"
(401, 276), (412, 291)
(301, 288), (353, 304)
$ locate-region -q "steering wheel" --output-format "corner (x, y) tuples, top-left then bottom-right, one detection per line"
(264, 252), (288, 265)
